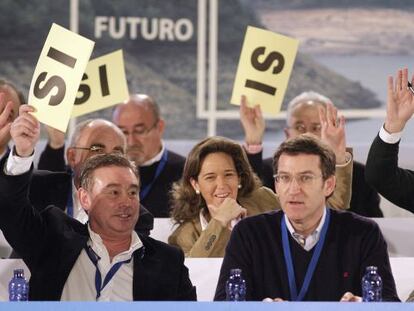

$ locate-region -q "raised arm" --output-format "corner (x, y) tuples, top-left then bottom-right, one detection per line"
(0, 104), (46, 267)
(319, 102), (352, 210)
(240, 95), (266, 178)
(384, 68), (414, 133)
(366, 68), (414, 211)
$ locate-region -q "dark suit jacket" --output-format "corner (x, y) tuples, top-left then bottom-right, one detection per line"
(139, 150), (185, 217)
(38, 144), (185, 218)
(366, 134), (414, 213)
(248, 151), (383, 217)
(0, 157), (196, 301)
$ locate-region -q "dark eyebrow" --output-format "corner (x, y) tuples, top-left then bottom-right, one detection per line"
(278, 170), (315, 175)
(104, 183), (139, 189)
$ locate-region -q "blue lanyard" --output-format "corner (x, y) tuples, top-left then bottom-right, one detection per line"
(139, 149), (168, 200)
(85, 246), (132, 300)
(281, 208), (331, 301)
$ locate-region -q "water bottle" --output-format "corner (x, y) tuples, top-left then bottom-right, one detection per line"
(9, 269), (29, 301)
(362, 266), (382, 302)
(226, 268), (246, 301)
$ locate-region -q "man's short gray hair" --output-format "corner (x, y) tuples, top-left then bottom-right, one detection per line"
(286, 91), (333, 125)
(67, 119), (95, 148)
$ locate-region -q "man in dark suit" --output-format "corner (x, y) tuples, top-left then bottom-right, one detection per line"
(0, 104), (196, 301)
(366, 68), (414, 214)
(34, 118), (153, 236)
(240, 92), (382, 217)
(112, 94), (185, 217)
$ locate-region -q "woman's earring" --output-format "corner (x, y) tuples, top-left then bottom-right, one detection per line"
(195, 189), (200, 194)
(238, 184), (242, 189)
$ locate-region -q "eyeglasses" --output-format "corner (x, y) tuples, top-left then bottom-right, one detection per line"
(288, 124), (322, 135)
(273, 173), (322, 187)
(123, 120), (159, 138)
(71, 145), (124, 155)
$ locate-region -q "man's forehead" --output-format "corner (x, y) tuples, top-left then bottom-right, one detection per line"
(80, 123), (124, 142)
(92, 166), (138, 182)
(292, 101), (325, 115)
(278, 153), (321, 169)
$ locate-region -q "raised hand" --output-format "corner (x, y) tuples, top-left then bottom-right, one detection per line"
(10, 105), (40, 157)
(208, 198), (247, 228)
(0, 92), (14, 145)
(319, 102), (346, 164)
(45, 125), (65, 149)
(240, 95), (265, 145)
(384, 68), (414, 133)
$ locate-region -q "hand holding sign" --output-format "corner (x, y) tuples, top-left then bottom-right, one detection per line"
(28, 23), (95, 132)
(10, 105), (40, 157)
(231, 26), (299, 115)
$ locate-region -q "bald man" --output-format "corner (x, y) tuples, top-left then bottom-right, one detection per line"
(28, 119), (153, 237)
(39, 94), (185, 218)
(112, 94), (185, 217)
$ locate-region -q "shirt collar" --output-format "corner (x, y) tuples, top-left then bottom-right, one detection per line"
(87, 224), (143, 264)
(284, 207), (327, 251)
(199, 209), (209, 231)
(140, 141), (165, 167)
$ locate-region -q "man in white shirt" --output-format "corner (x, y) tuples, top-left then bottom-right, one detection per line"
(365, 68), (414, 213)
(0, 104), (196, 301)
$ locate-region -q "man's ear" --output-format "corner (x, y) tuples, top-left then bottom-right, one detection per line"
(78, 187), (91, 212)
(284, 127), (291, 139)
(323, 175), (336, 197)
(66, 148), (76, 169)
(157, 118), (165, 136)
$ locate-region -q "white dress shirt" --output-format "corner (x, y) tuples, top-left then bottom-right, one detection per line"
(379, 125), (403, 144)
(140, 141), (166, 167)
(284, 208), (327, 251)
(61, 226), (143, 301)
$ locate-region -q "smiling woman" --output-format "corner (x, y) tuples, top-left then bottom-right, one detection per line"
(168, 136), (279, 257)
